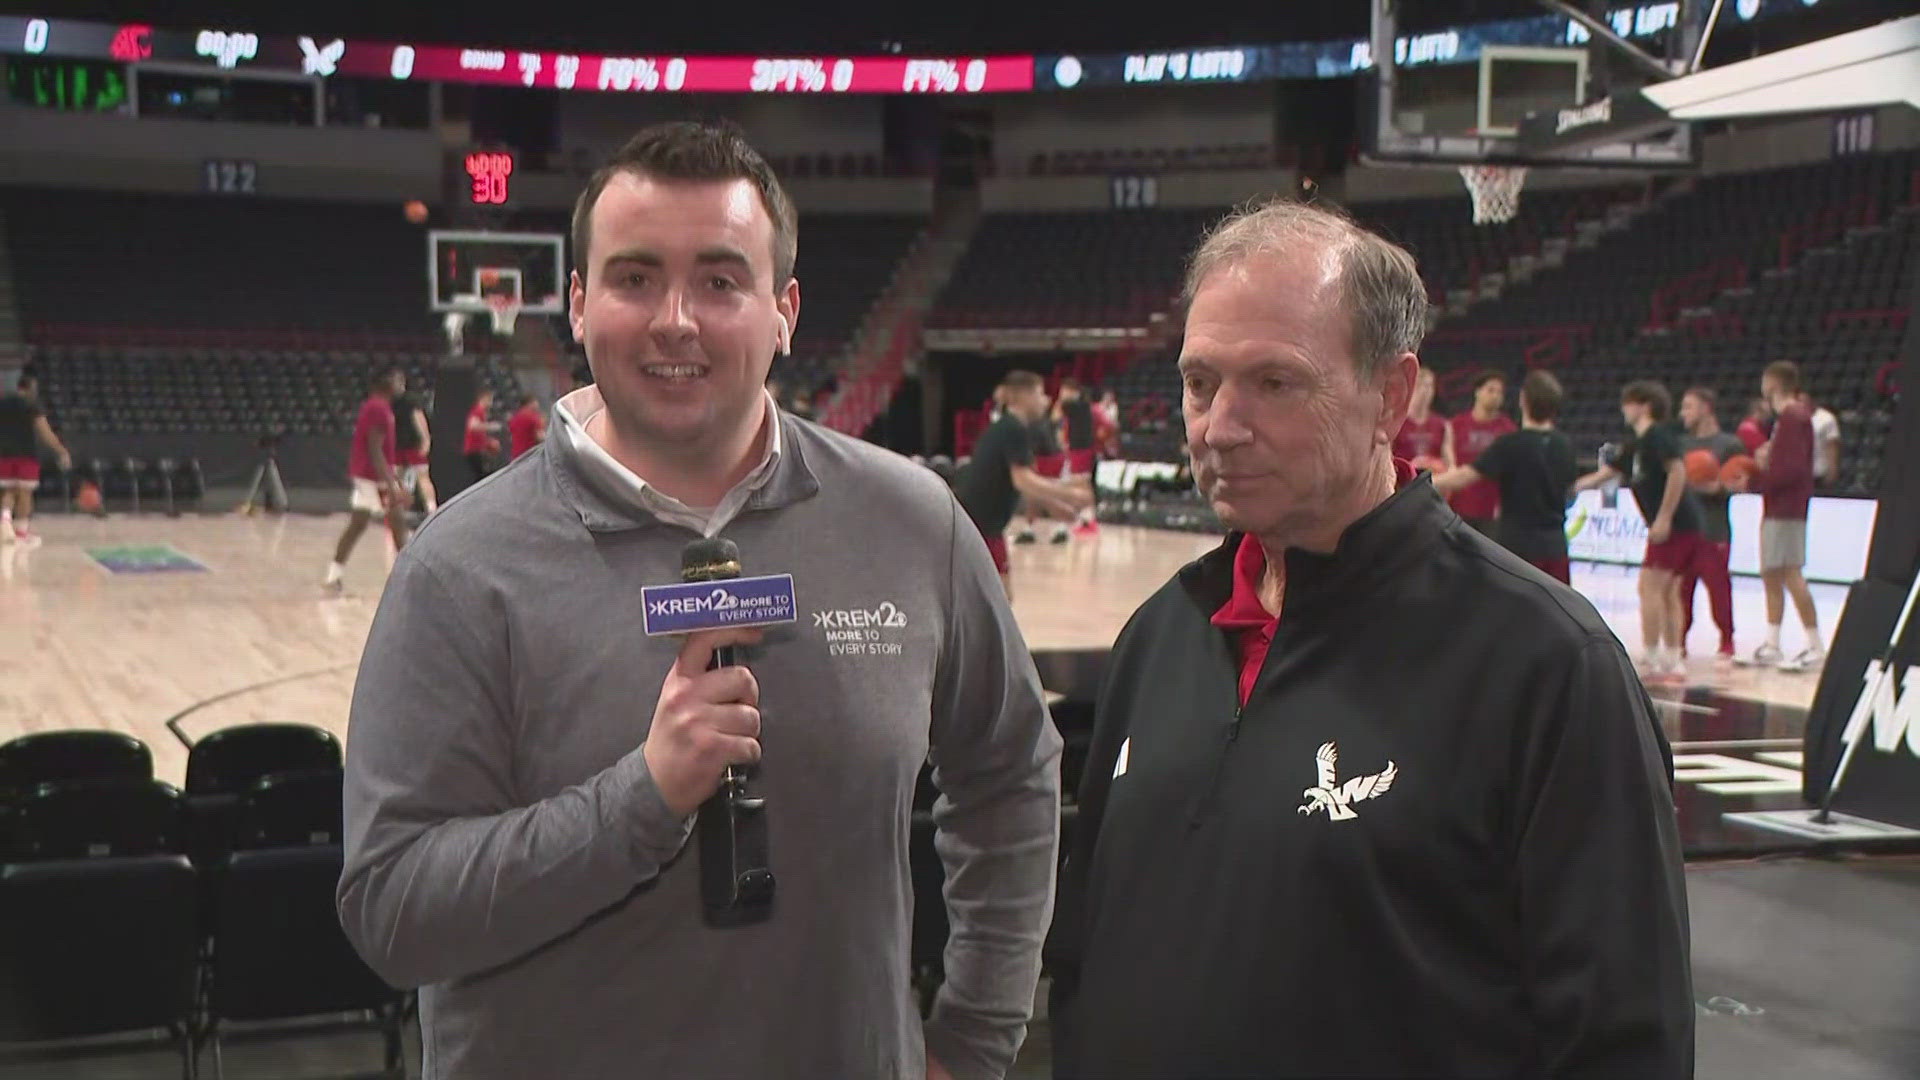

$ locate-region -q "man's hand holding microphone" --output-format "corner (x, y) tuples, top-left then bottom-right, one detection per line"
(643, 627), (765, 817)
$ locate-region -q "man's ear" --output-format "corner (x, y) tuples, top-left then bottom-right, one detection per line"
(1377, 354), (1419, 447)
(568, 270), (587, 344)
(775, 278), (800, 356)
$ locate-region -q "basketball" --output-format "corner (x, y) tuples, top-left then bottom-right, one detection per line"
(403, 200), (429, 225)
(1684, 449), (1719, 485)
(1720, 455), (1757, 487)
(74, 481), (103, 514)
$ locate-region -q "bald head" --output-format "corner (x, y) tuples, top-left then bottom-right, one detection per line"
(1184, 199), (1429, 381)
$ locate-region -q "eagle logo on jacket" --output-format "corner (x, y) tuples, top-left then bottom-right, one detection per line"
(1297, 742), (1397, 821)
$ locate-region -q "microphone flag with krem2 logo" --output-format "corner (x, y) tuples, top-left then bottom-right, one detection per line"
(638, 538), (798, 925)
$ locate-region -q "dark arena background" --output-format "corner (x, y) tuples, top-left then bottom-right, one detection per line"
(1, 0), (1917, 1076)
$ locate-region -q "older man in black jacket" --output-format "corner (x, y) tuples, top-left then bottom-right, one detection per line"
(1047, 199), (1693, 1079)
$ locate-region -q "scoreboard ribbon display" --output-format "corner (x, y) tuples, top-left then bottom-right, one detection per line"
(0, 15), (1031, 94)
(0, 2), (1868, 95)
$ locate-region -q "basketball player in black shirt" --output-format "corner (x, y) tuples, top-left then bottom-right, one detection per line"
(1577, 381), (1709, 681)
(0, 375), (71, 546)
(955, 370), (1092, 594)
(1019, 403), (1070, 545)
(391, 381), (437, 514)
(1054, 377), (1100, 536)
(1434, 370), (1578, 583)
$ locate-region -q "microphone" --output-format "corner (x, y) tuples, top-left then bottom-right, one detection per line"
(680, 538), (776, 926)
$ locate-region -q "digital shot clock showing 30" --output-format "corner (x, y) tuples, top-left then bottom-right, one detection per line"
(464, 151), (514, 206)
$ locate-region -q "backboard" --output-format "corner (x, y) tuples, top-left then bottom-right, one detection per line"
(428, 230), (566, 315)
(1360, 0), (1698, 173)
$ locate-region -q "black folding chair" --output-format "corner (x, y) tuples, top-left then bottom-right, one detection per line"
(182, 724), (341, 876)
(0, 855), (200, 1079)
(0, 778), (182, 863)
(0, 730), (152, 803)
(202, 844), (405, 1078)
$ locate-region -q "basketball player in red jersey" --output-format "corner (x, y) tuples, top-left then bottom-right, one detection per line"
(464, 388), (502, 483)
(1735, 397), (1770, 454)
(325, 367), (409, 592)
(1392, 367), (1453, 475)
(1449, 370), (1516, 535)
(508, 396), (546, 459)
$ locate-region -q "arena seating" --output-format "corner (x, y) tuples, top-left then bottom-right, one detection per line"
(1352, 184), (1640, 305)
(1554, 212), (1913, 493)
(779, 214), (926, 399)
(1422, 149), (1915, 378)
(1082, 150), (1912, 501)
(0, 728), (404, 1075)
(1024, 143), (1278, 176)
(8, 189), (921, 456)
(26, 343), (520, 439)
(930, 207), (1222, 331)
(1496, 151), (1917, 494)
(3, 188), (434, 340)
(932, 187), (1638, 336)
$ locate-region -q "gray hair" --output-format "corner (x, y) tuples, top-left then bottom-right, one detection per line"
(1182, 198), (1431, 381)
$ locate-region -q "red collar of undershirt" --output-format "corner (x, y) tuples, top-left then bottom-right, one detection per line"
(1211, 458), (1417, 632)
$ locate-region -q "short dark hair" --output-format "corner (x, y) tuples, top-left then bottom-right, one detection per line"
(571, 121), (798, 289)
(16, 374), (34, 391)
(1001, 370), (1044, 394)
(1472, 370), (1507, 393)
(1521, 370), (1563, 421)
(1683, 385), (1717, 411)
(1763, 359), (1801, 394)
(372, 367), (402, 389)
(1621, 379), (1671, 421)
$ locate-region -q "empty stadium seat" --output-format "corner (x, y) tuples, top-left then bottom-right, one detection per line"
(183, 724), (343, 878)
(0, 778), (183, 863)
(0, 731), (152, 800)
(0, 854), (200, 1074)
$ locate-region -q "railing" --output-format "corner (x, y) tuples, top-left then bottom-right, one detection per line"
(30, 323), (443, 352)
(1823, 307), (1909, 331)
(1647, 257), (1748, 330)
(1522, 325), (1596, 369)
(1777, 192), (1878, 270)
(1677, 312), (1746, 338)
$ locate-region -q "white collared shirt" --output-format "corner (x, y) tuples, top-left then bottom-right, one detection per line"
(553, 385), (783, 537)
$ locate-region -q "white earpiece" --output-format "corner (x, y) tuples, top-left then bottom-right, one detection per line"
(776, 313), (791, 356)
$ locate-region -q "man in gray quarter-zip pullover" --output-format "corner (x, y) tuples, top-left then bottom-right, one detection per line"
(338, 122), (1061, 1080)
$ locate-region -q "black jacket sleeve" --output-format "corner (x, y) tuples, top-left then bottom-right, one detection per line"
(1514, 635), (1695, 1078)
(1043, 612), (1143, 1078)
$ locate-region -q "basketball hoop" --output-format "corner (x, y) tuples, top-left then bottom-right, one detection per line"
(1459, 164), (1528, 225)
(486, 294), (521, 337)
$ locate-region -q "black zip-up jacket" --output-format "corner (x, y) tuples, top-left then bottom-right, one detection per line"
(1048, 477), (1693, 1079)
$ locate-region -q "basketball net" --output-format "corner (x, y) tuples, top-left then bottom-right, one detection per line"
(1459, 164), (1528, 225)
(486, 294), (521, 337)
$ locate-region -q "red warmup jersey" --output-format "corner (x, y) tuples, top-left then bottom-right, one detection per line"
(464, 404), (491, 454)
(1735, 418), (1767, 455)
(1393, 414), (1448, 465)
(348, 397), (395, 482)
(509, 408), (544, 459)
(1449, 412), (1516, 519)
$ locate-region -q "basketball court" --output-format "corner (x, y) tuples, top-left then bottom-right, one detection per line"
(0, 510), (1856, 860)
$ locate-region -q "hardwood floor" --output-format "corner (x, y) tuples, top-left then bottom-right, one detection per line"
(1, 513), (1839, 794)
